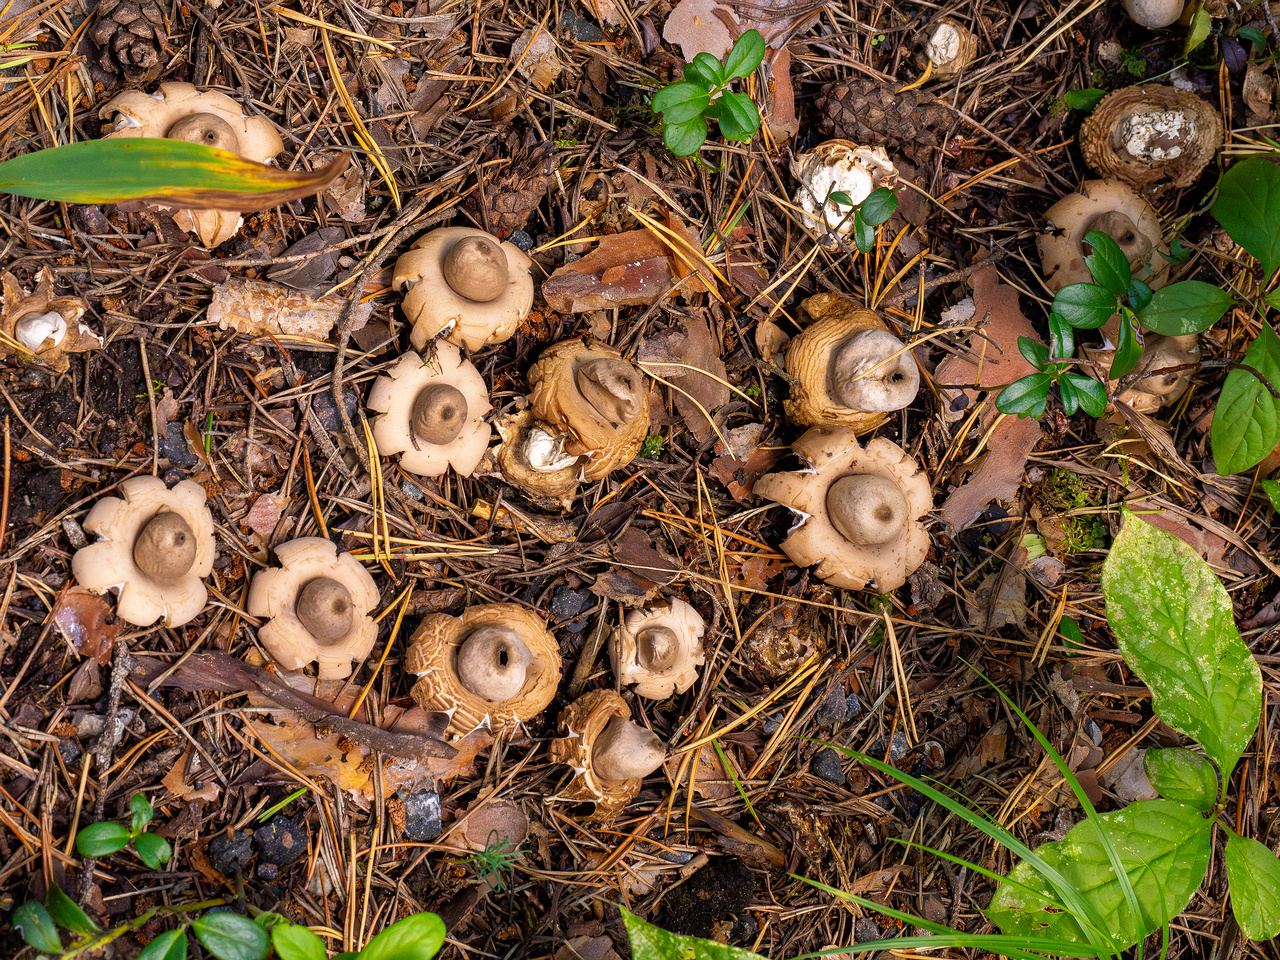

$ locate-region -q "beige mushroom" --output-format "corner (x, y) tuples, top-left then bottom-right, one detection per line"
(791, 141), (898, 241)
(99, 82), (285, 247)
(392, 227), (535, 351)
(454, 800), (529, 852)
(610, 599), (706, 699)
(548, 690), (666, 821)
(922, 18), (977, 76)
(247, 538), (381, 679)
(1038, 180), (1170, 293)
(1123, 0), (1185, 27)
(368, 344), (493, 478)
(71, 476), (216, 627)
(1, 269), (100, 373)
(1083, 327), (1200, 412)
(493, 409), (583, 511)
(405, 603), (562, 738)
(753, 427), (932, 592)
(1079, 86), (1222, 193)
(525, 340), (651, 481)
(783, 293), (920, 432)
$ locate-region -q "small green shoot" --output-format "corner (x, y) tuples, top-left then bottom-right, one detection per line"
(650, 30), (765, 156)
(75, 791), (172, 870)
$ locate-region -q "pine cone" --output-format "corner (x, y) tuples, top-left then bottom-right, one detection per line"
(90, 0), (167, 81)
(816, 80), (954, 155)
(477, 141), (556, 239)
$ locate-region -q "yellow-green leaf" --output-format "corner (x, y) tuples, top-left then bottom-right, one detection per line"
(0, 139), (349, 210)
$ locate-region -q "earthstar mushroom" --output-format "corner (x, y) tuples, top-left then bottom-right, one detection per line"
(610, 599), (706, 699)
(1038, 180), (1169, 293)
(1, 269), (100, 373)
(392, 227), (535, 351)
(784, 293), (920, 432)
(753, 427), (932, 591)
(922, 18), (977, 76)
(791, 141), (898, 241)
(1122, 0), (1185, 28)
(493, 409), (583, 511)
(368, 344), (493, 477)
(247, 538), (381, 679)
(72, 476), (216, 627)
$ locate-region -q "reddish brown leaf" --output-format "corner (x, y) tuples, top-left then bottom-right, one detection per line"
(51, 587), (120, 665)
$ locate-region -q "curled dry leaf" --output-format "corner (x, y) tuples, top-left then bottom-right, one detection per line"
(935, 266), (1043, 531)
(637, 315), (729, 442)
(52, 587), (120, 665)
(161, 749), (222, 802)
(710, 423), (782, 503)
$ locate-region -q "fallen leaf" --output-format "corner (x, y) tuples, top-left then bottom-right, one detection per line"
(245, 494), (289, 537)
(664, 744), (735, 800)
(637, 316), (730, 442)
(162, 750), (222, 802)
(268, 226), (345, 292)
(710, 423), (782, 503)
(850, 864), (912, 899)
(51, 587), (120, 665)
(966, 570), (1027, 631)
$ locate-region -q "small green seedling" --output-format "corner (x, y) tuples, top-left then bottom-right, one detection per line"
(75, 792), (173, 870)
(650, 30), (765, 157)
(461, 836), (524, 892)
(826, 186), (899, 254)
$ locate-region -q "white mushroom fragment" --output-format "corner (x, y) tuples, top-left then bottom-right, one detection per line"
(791, 140), (898, 241)
(610, 599), (706, 699)
(1, 270), (100, 373)
(923, 18), (977, 76)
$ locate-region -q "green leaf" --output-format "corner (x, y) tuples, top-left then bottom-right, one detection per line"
(1101, 510), (1262, 776)
(1212, 156), (1280, 282)
(1127, 278), (1153, 312)
(1063, 88), (1107, 111)
(1262, 478), (1280, 511)
(192, 913), (270, 960)
(1062, 374), (1107, 417)
(1184, 6), (1212, 53)
(1226, 832), (1280, 940)
(1058, 373), (1083, 415)
(715, 91), (760, 142)
(1018, 336), (1050, 369)
(828, 190), (854, 206)
(134, 832), (173, 870)
(1084, 231), (1132, 296)
(996, 373), (1051, 418)
(650, 82), (711, 124)
(722, 28), (766, 80)
(1110, 312), (1142, 380)
(130, 792), (154, 835)
(621, 905), (768, 960)
(686, 53), (725, 87)
(336, 955), (359, 960)
(137, 930), (189, 960)
(273, 923), (329, 960)
(76, 821), (132, 858)
(1211, 321), (1280, 475)
(45, 883), (100, 935)
(663, 118), (708, 157)
(853, 212), (875, 254)
(1137, 281), (1233, 335)
(860, 187), (899, 227)
(986, 799), (1212, 948)
(357, 912), (446, 960)
(1054, 283), (1118, 329)
(14, 902), (62, 954)
(1058, 614), (1085, 651)
(0, 139), (349, 210)
(1143, 748), (1219, 810)
(1238, 25), (1267, 50)
(1049, 312), (1074, 360)
(1266, 289), (1280, 312)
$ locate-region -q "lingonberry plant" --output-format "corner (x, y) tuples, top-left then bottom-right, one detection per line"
(650, 30), (765, 157)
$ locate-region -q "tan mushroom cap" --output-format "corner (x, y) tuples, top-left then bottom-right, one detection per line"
(1079, 86), (1222, 194)
(368, 344), (493, 478)
(1123, 0), (1185, 28)
(753, 427), (932, 592)
(527, 340), (650, 480)
(1038, 180), (1170, 293)
(99, 82), (284, 247)
(548, 689), (665, 821)
(784, 293), (920, 432)
(455, 800), (530, 852)
(609, 598), (706, 699)
(923, 18), (977, 76)
(72, 476), (216, 627)
(1083, 330), (1200, 412)
(405, 603), (562, 738)
(392, 227), (534, 351)
(493, 408), (582, 511)
(1, 269), (100, 374)
(247, 538), (381, 679)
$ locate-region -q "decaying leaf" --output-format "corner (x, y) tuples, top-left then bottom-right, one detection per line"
(511, 28), (563, 91)
(162, 749), (222, 802)
(51, 587), (120, 665)
(637, 315), (729, 442)
(710, 423), (782, 503)
(208, 278), (371, 341)
(267, 226), (345, 292)
(664, 743), (735, 800)
(966, 569), (1028, 632)
(244, 493), (289, 537)
(592, 527), (682, 605)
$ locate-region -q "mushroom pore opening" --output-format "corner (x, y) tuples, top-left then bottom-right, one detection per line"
(636, 625), (680, 672)
(575, 357), (644, 427)
(827, 328), (920, 412)
(591, 716), (667, 782)
(411, 382), (469, 446)
(1115, 111), (1194, 162)
(826, 474), (910, 546)
(442, 235), (510, 303)
(296, 577), (355, 643)
(165, 112), (240, 153)
(133, 510), (198, 582)
(455, 625), (532, 702)
(1084, 211), (1152, 264)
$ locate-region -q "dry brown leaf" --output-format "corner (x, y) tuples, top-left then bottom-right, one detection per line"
(850, 864), (911, 899)
(245, 494), (289, 537)
(162, 750), (222, 802)
(665, 744), (735, 799)
(966, 570), (1028, 631)
(52, 587), (120, 665)
(710, 424), (782, 503)
(637, 316), (729, 442)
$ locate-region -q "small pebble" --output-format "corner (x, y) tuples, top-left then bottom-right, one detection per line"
(256, 862), (279, 880)
(810, 748), (846, 784)
(560, 9), (603, 42)
(208, 830), (254, 877)
(254, 818), (308, 866)
(865, 730), (912, 764)
(550, 587), (594, 620)
(845, 693), (863, 718)
(762, 713), (783, 735)
(309, 388), (360, 432)
(401, 791), (442, 842)
(161, 421), (200, 468)
(815, 689), (852, 726)
(855, 918), (881, 942)
(507, 229), (534, 251)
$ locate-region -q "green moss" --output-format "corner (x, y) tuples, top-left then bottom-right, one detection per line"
(1041, 469), (1091, 512)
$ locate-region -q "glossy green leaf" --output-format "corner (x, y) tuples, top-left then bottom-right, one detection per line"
(1226, 832), (1280, 940)
(1054, 283), (1118, 329)
(1049, 312), (1074, 360)
(622, 906), (767, 960)
(1062, 374), (1107, 417)
(336, 954), (359, 960)
(1084, 231), (1132, 296)
(76, 821), (132, 858)
(716, 91), (760, 142)
(723, 29), (766, 80)
(0, 139), (349, 210)
(651, 82), (711, 124)
(1058, 373), (1083, 415)
(986, 799), (1212, 948)
(1110, 312), (1142, 380)
(136, 930), (189, 960)
(273, 923), (329, 960)
(1212, 321), (1280, 475)
(134, 832), (172, 869)
(1101, 510), (1262, 775)
(1262, 478), (1280, 511)
(192, 913), (270, 960)
(1058, 614), (1085, 651)
(853, 212), (875, 254)
(45, 883), (99, 935)
(663, 118), (708, 157)
(1266, 289), (1280, 311)
(1238, 25), (1267, 50)
(1185, 6), (1212, 53)
(1143, 748), (1219, 810)
(860, 187), (899, 227)
(996, 373), (1051, 418)
(1137, 281), (1233, 335)
(1127, 278), (1153, 312)
(828, 190), (854, 206)
(1063, 88), (1107, 111)
(1212, 156), (1280, 282)
(1018, 336), (1050, 369)
(14, 902), (62, 954)
(130, 792), (154, 834)
(358, 912), (446, 960)
(686, 53), (725, 87)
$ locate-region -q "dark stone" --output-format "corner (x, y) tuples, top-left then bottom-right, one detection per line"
(815, 689), (852, 725)
(845, 692), (862, 718)
(310, 387), (360, 432)
(855, 918), (881, 942)
(507, 229), (534, 251)
(58, 739), (82, 763)
(561, 9), (602, 42)
(762, 713), (783, 735)
(401, 791), (441, 841)
(550, 587), (594, 620)
(161, 421), (200, 468)
(256, 861), (279, 880)
(809, 748), (846, 784)
(253, 818), (308, 865)
(207, 830), (253, 877)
